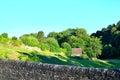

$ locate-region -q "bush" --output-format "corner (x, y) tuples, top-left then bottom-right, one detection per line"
(61, 42), (72, 56)
(12, 36), (17, 40)
(1, 33), (8, 38)
(39, 43), (50, 51)
(46, 38), (60, 52)
(0, 36), (9, 44)
(80, 54), (89, 60)
(21, 36), (39, 47)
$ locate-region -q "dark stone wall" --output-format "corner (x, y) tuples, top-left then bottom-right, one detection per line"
(0, 59), (120, 80)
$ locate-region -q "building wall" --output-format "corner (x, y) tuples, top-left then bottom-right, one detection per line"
(0, 59), (120, 80)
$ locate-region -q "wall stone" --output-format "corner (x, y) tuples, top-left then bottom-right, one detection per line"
(0, 59), (120, 80)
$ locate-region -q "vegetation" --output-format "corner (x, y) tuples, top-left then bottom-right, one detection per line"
(91, 20), (120, 59)
(61, 42), (72, 56)
(0, 21), (120, 68)
(48, 28), (102, 59)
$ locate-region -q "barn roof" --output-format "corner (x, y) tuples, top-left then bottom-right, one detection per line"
(72, 48), (82, 56)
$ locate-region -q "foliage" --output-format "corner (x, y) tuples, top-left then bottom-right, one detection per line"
(0, 35), (9, 44)
(20, 35), (39, 47)
(80, 54), (89, 60)
(84, 37), (102, 59)
(55, 28), (102, 58)
(1, 33), (8, 38)
(10, 39), (22, 46)
(37, 31), (45, 43)
(47, 32), (58, 39)
(39, 43), (50, 51)
(61, 42), (72, 56)
(12, 36), (17, 40)
(91, 20), (120, 59)
(46, 38), (60, 52)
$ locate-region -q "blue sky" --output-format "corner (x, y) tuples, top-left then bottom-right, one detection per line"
(0, 0), (120, 37)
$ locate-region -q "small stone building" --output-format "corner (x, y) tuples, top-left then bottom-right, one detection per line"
(72, 48), (82, 56)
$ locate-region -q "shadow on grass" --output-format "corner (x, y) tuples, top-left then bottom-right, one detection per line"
(17, 51), (73, 66)
(37, 55), (73, 65)
(17, 51), (118, 68)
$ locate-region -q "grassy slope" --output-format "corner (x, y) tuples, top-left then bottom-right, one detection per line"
(0, 46), (120, 68)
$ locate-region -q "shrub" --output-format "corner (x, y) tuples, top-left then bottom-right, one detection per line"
(80, 54), (89, 60)
(12, 36), (17, 40)
(1, 33), (8, 38)
(39, 43), (50, 51)
(21, 36), (39, 47)
(10, 40), (22, 46)
(46, 38), (60, 52)
(0, 36), (9, 44)
(61, 42), (72, 56)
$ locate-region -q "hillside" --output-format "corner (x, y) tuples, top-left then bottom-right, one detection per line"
(0, 45), (120, 68)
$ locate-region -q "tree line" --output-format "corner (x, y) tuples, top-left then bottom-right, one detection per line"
(0, 28), (102, 59)
(1, 21), (120, 59)
(91, 20), (120, 59)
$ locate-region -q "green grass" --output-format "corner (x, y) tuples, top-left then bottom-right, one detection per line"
(0, 45), (120, 68)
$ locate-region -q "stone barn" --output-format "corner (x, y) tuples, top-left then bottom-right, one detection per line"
(72, 48), (82, 56)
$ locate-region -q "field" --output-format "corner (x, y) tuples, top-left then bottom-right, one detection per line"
(0, 45), (120, 68)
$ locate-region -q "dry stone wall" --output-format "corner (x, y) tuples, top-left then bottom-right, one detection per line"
(0, 59), (120, 80)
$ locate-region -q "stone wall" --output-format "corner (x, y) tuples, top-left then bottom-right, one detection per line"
(0, 59), (120, 80)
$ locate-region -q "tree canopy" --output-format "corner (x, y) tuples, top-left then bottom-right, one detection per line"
(91, 20), (120, 59)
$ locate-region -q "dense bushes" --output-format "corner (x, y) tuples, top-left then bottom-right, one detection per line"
(46, 38), (60, 52)
(20, 35), (39, 47)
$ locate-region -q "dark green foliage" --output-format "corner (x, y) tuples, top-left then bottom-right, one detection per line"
(1, 33), (8, 38)
(92, 21), (120, 59)
(12, 36), (17, 40)
(61, 42), (72, 56)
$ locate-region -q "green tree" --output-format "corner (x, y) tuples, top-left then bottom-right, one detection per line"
(47, 32), (58, 39)
(84, 37), (102, 59)
(37, 31), (45, 43)
(0, 33), (9, 44)
(1, 33), (8, 38)
(91, 21), (120, 59)
(46, 38), (60, 52)
(12, 36), (17, 40)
